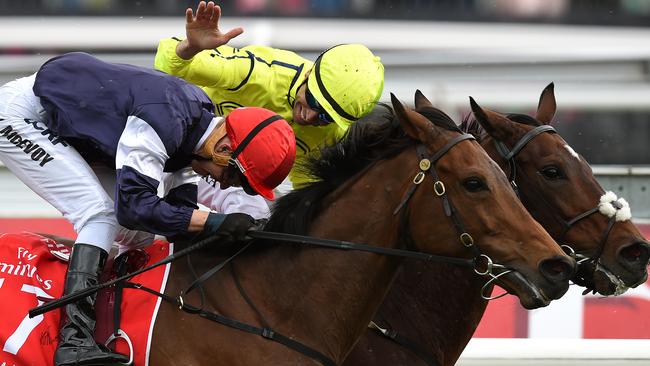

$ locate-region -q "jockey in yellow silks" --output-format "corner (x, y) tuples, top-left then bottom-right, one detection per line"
(154, 1), (385, 187)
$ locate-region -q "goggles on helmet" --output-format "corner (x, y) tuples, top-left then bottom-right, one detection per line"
(305, 84), (335, 125)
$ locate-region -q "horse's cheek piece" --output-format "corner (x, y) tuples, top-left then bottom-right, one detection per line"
(598, 191), (632, 222)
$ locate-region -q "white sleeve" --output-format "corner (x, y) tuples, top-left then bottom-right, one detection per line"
(160, 166), (200, 196)
(115, 115), (168, 180)
(197, 178), (270, 219)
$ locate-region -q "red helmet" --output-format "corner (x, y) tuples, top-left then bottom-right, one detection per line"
(225, 107), (296, 200)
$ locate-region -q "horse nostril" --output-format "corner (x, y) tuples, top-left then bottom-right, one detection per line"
(539, 257), (576, 283)
(619, 241), (650, 267)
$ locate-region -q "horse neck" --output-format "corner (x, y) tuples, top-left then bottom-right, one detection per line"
(372, 261), (489, 365)
(229, 150), (418, 362)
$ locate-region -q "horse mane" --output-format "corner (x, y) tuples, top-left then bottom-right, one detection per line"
(266, 103), (460, 236)
(459, 112), (542, 141)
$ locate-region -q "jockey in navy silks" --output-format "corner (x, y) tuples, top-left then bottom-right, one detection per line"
(0, 52), (296, 366)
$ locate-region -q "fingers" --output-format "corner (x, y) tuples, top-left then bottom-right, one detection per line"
(205, 1), (215, 19)
(223, 27), (245, 41)
(197, 1), (207, 17)
(211, 4), (221, 24)
(185, 7), (193, 24)
(194, 1), (212, 22)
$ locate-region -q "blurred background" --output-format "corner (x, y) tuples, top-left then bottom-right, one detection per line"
(1, 0), (650, 24)
(0, 1), (649, 364)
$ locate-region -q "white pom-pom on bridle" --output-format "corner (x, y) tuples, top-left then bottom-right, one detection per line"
(598, 191), (632, 222)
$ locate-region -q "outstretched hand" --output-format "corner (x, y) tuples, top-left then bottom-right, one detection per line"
(177, 1), (244, 59)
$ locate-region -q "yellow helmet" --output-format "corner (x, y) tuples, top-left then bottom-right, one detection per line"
(307, 44), (384, 129)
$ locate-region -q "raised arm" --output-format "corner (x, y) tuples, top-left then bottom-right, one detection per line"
(176, 1), (244, 60)
(154, 1), (249, 89)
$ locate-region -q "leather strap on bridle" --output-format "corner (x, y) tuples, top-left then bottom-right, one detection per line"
(495, 125), (557, 161)
(393, 134), (475, 214)
(491, 124), (618, 272)
(558, 204), (619, 277)
(494, 125), (557, 195)
(393, 134), (486, 262)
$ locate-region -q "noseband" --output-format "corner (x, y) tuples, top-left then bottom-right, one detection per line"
(493, 125), (632, 282)
(394, 133), (511, 300)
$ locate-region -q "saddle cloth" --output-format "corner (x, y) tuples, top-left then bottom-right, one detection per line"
(0, 232), (171, 366)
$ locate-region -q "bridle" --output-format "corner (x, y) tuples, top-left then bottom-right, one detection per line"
(393, 133), (513, 300)
(362, 124), (634, 366)
(492, 124), (630, 288)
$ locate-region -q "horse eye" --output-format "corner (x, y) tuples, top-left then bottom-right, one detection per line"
(463, 177), (486, 192)
(541, 165), (564, 180)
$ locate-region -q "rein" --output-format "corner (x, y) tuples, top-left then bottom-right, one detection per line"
(29, 135), (532, 366)
(26, 227), (487, 366)
(119, 228), (486, 366)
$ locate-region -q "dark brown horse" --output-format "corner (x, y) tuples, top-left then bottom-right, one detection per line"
(344, 84), (650, 366)
(148, 93), (574, 365)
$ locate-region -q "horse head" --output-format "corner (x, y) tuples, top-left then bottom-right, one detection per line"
(391, 92), (575, 309)
(465, 83), (650, 295)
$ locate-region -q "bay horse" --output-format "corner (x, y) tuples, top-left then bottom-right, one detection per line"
(344, 84), (650, 366)
(147, 93), (574, 365)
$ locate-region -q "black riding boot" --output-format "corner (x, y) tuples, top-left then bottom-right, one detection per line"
(54, 244), (129, 366)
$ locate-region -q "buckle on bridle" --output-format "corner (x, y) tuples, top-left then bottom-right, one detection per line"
(413, 171), (425, 185)
(433, 181), (445, 196)
(460, 232), (474, 247)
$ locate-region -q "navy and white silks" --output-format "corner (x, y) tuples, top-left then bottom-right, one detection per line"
(0, 53), (268, 252)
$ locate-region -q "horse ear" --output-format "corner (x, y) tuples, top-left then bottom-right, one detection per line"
(536, 82), (556, 125)
(391, 93), (436, 142)
(414, 89), (433, 109)
(469, 97), (517, 141)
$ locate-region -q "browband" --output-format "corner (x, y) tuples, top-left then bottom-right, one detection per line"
(495, 125), (556, 160)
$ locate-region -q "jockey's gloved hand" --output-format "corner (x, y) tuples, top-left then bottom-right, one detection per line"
(203, 212), (256, 242)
